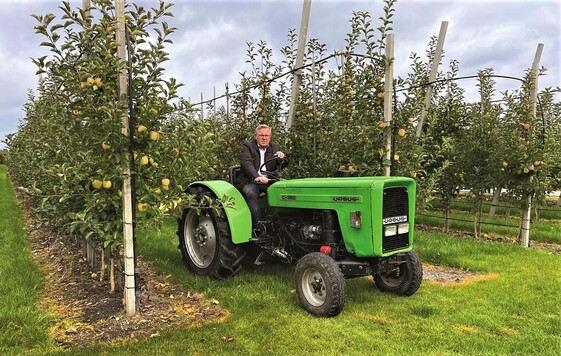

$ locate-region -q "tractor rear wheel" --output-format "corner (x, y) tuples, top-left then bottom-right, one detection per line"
(373, 250), (423, 296)
(294, 252), (346, 317)
(177, 187), (245, 279)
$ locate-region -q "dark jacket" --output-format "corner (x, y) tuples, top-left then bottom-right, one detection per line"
(237, 139), (289, 188)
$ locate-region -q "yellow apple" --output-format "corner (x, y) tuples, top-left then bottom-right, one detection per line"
(149, 131), (159, 141)
(137, 125), (147, 133)
(140, 156), (149, 165)
(137, 202), (148, 212)
(102, 180), (112, 189)
(101, 141), (111, 150)
(161, 178), (170, 187)
(91, 179), (102, 189)
(398, 128), (406, 137)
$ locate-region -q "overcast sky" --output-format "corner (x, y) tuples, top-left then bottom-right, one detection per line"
(0, 0), (559, 149)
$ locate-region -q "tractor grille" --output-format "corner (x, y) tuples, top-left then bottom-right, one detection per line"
(382, 187), (410, 252)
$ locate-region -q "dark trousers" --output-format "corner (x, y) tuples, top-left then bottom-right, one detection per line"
(242, 182), (269, 226)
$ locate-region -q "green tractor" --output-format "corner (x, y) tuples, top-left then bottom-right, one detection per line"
(177, 160), (423, 317)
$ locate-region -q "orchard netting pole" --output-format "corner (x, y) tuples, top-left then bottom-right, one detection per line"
(286, 0), (311, 129)
(116, 0), (136, 315)
(519, 43), (544, 247)
(416, 21), (448, 138)
(383, 34), (395, 177)
(82, 0), (90, 18)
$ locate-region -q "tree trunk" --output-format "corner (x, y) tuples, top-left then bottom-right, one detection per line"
(87, 241), (95, 268)
(443, 197), (450, 233)
(557, 194), (561, 206)
(444, 204), (450, 233)
(489, 188), (501, 217)
(505, 194), (511, 217)
(100, 248), (106, 281)
(473, 197), (482, 238)
(477, 200), (482, 237)
(534, 204), (540, 221)
(519, 194), (532, 247)
(110, 257), (115, 294)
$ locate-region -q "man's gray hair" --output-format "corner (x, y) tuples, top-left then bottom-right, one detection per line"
(255, 124), (271, 134)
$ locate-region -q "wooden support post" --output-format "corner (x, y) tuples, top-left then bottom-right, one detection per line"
(225, 82), (230, 121)
(383, 34), (395, 177)
(115, 0), (136, 315)
(82, 0), (91, 18)
(200, 93), (204, 119)
(286, 0), (312, 130)
(416, 21), (448, 138)
(519, 43), (544, 247)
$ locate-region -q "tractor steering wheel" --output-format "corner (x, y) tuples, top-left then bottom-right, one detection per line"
(259, 156), (285, 182)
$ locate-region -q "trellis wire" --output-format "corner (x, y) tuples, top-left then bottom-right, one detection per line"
(417, 213), (521, 229)
(188, 51), (538, 122)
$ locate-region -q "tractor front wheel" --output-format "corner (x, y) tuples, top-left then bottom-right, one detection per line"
(373, 250), (423, 296)
(177, 187), (245, 279)
(294, 252), (346, 317)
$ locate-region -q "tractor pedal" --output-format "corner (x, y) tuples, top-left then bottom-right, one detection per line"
(253, 250), (265, 265)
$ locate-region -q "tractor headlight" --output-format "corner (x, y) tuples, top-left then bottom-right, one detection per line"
(350, 211), (361, 228)
(384, 225), (397, 236)
(398, 223), (409, 234)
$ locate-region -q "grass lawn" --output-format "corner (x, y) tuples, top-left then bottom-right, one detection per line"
(84, 221), (560, 355)
(0, 166), (54, 354)
(1, 164), (560, 354)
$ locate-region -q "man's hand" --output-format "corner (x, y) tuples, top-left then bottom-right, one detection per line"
(254, 176), (269, 184)
(274, 151), (285, 159)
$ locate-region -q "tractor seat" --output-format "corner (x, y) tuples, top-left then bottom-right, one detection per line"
(229, 165), (242, 186)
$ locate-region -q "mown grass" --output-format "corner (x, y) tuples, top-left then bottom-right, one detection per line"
(78, 220), (560, 355)
(0, 166), (53, 354)
(2, 164), (560, 354)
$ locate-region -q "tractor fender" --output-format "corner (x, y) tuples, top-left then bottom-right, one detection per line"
(189, 180), (252, 244)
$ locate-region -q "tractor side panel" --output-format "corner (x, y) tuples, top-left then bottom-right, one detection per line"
(189, 181), (252, 244)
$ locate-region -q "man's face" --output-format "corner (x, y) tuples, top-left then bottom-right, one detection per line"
(256, 128), (271, 148)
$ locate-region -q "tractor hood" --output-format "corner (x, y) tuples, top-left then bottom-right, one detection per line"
(267, 176), (416, 257)
(269, 176), (414, 189)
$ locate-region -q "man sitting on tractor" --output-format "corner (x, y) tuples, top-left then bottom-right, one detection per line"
(237, 124), (288, 227)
